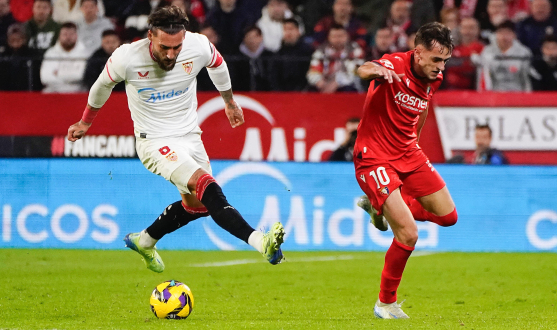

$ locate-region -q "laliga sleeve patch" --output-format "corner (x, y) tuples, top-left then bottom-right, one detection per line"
(379, 59), (394, 69)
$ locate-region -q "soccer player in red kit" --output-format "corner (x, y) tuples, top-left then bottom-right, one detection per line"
(353, 22), (458, 319)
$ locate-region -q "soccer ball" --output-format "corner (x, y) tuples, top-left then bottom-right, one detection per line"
(149, 280), (194, 319)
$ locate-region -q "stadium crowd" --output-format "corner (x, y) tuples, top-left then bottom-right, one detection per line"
(0, 0), (556, 92)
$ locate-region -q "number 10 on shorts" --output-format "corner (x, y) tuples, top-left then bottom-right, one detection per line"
(370, 167), (390, 189)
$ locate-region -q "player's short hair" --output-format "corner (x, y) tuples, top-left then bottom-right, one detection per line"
(60, 22), (77, 30)
(148, 6), (189, 35)
(542, 34), (557, 45)
(475, 124), (492, 136)
(243, 25), (262, 37)
(283, 18), (299, 28)
(415, 22), (454, 54)
(101, 29), (119, 38)
(495, 20), (515, 32)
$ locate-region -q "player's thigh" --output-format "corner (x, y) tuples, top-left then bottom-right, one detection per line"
(355, 161), (402, 215)
(402, 160), (454, 216)
(382, 188), (418, 246)
(416, 186), (455, 216)
(136, 136), (203, 195)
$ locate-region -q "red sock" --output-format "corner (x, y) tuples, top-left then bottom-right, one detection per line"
(407, 199), (458, 227)
(379, 239), (414, 304)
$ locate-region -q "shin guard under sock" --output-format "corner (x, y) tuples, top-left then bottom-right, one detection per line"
(379, 239), (414, 304)
(146, 201), (208, 240)
(196, 174), (255, 243)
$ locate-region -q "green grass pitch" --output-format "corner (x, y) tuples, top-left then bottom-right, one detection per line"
(1, 249), (556, 329)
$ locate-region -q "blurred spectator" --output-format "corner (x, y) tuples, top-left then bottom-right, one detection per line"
(10, 0), (34, 22)
(477, 20), (532, 91)
(77, 0), (113, 56)
(406, 28), (416, 49)
(200, 24), (219, 45)
(103, 0), (134, 25)
(312, 0), (367, 50)
(473, 124), (508, 164)
(124, 0), (169, 42)
(384, 0), (412, 52)
(530, 34), (557, 90)
(478, 0), (508, 43)
(256, 0), (300, 52)
(84, 29), (123, 90)
(25, 0), (60, 55)
(272, 18), (313, 91)
(40, 21), (88, 92)
(328, 117), (359, 161)
(442, 17), (484, 90)
(516, 0), (557, 56)
(170, 0), (200, 32)
(298, 0), (333, 35)
(231, 25), (273, 91)
(0, 0), (17, 51)
(0, 23), (36, 90)
(307, 24), (364, 93)
(52, 0), (105, 23)
(205, 0), (261, 55)
(367, 27), (396, 60)
(440, 7), (460, 45)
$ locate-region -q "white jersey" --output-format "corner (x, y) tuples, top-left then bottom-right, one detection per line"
(88, 32), (225, 139)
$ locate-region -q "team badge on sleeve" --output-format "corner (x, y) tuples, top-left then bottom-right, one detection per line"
(379, 59), (394, 69)
(182, 61), (193, 74)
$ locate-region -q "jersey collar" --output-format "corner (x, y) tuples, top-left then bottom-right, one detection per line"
(149, 42), (157, 62)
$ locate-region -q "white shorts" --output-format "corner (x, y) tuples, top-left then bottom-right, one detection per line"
(135, 127), (212, 195)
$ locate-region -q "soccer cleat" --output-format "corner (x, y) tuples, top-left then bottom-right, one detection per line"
(374, 299), (409, 319)
(357, 195), (389, 231)
(124, 232), (165, 273)
(262, 222), (285, 265)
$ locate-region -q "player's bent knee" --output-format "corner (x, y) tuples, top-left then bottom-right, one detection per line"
(195, 173), (218, 202)
(437, 208), (458, 227)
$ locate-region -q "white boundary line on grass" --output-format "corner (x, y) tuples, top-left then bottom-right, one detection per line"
(189, 252), (436, 267)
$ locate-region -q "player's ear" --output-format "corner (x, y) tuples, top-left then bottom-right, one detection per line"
(415, 44), (423, 60)
(147, 29), (153, 41)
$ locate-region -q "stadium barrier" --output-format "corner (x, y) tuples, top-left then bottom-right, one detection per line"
(2, 91), (557, 164)
(1, 159), (556, 252)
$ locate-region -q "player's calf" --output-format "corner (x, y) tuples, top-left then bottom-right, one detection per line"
(145, 200), (209, 241)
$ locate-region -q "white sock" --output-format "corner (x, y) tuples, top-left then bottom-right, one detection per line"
(248, 231), (264, 253)
(138, 229), (158, 249)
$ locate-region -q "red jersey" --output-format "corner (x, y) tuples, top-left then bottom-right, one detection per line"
(355, 51), (442, 160)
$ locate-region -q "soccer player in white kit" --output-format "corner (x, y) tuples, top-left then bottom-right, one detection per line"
(67, 6), (285, 273)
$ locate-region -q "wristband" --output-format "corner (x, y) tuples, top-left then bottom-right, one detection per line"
(81, 107), (98, 124)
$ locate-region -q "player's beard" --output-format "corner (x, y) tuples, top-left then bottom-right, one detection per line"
(153, 50), (177, 71)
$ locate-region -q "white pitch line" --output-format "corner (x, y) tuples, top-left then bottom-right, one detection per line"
(189, 252), (436, 268)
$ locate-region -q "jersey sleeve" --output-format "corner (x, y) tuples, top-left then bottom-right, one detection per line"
(104, 45), (128, 83)
(87, 45), (128, 108)
(199, 34), (224, 68)
(372, 53), (405, 73)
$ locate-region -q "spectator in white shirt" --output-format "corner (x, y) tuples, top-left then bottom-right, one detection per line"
(40, 22), (89, 93)
(77, 0), (114, 56)
(52, 0), (105, 23)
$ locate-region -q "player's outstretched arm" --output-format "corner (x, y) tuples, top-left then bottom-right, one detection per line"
(220, 89), (244, 128)
(67, 104), (101, 141)
(357, 62), (404, 83)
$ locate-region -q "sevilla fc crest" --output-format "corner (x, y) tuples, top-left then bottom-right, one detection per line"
(182, 61), (193, 74)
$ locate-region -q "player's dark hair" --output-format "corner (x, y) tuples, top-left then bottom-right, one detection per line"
(542, 34), (557, 45)
(283, 18), (299, 28)
(101, 29), (119, 38)
(81, 0), (98, 5)
(415, 22), (454, 54)
(475, 124), (492, 137)
(329, 23), (347, 32)
(495, 20), (515, 32)
(148, 6), (189, 35)
(60, 22), (77, 30)
(243, 25), (262, 37)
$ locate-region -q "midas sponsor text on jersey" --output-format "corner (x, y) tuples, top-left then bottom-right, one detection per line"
(393, 91), (428, 111)
(137, 87), (189, 103)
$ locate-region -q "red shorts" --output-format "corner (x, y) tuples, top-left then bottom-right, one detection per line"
(354, 147), (445, 214)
